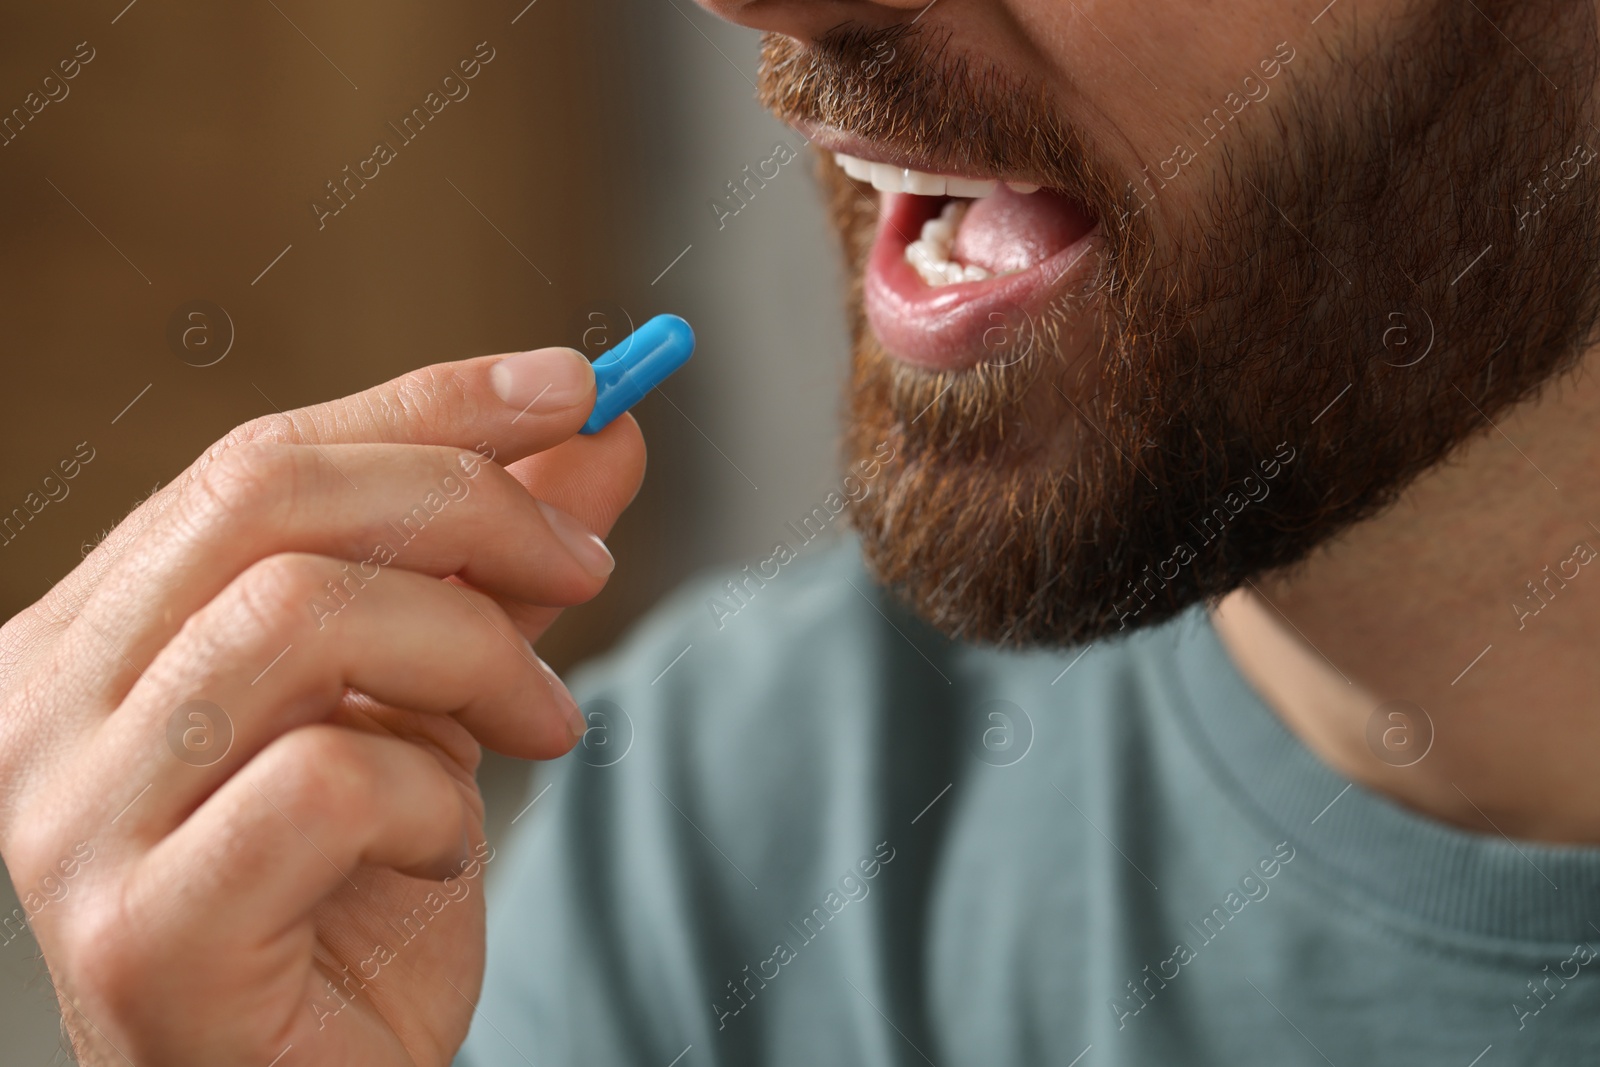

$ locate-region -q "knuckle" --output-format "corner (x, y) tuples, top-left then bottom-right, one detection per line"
(0, 802), (93, 900)
(266, 728), (377, 827)
(0, 613), (33, 681)
(1, 814), (58, 893)
(389, 364), (479, 429)
(408, 747), (463, 821)
(155, 554), (327, 697)
(188, 441), (298, 524)
(424, 780), (467, 847)
(225, 554), (332, 646)
(183, 413), (303, 491)
(388, 745), (467, 860)
(56, 883), (143, 1013)
(217, 411), (304, 451)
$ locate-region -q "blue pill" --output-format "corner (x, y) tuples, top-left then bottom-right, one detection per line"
(579, 314), (696, 435)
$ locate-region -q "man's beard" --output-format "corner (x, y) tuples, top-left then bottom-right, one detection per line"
(757, 2), (1600, 647)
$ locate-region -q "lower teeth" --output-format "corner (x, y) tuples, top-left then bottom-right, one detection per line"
(906, 201), (994, 287)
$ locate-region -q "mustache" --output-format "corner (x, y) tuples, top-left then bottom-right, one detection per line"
(756, 25), (1121, 217)
(763, 23), (1163, 455)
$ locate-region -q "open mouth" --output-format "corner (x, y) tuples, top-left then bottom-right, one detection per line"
(831, 149), (1100, 372)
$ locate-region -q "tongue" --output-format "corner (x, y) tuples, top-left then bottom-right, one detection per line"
(951, 185), (1095, 275)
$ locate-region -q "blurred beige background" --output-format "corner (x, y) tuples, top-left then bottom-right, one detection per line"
(0, 0), (848, 1058)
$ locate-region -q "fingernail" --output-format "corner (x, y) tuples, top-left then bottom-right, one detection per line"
(531, 648), (588, 739)
(490, 347), (594, 413)
(536, 499), (615, 577)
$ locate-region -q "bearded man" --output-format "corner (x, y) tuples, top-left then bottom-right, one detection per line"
(6, 0), (1600, 1065)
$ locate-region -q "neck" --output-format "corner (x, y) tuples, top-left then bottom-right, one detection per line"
(1212, 355), (1600, 845)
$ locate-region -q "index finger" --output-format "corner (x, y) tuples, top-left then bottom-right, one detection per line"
(216, 346), (598, 463)
(5, 346), (604, 668)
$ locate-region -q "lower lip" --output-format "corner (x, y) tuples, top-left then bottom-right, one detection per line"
(863, 191), (1100, 372)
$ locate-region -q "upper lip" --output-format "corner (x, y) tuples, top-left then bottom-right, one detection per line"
(789, 117), (1046, 188)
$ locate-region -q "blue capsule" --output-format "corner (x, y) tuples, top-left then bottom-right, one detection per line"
(579, 314), (696, 435)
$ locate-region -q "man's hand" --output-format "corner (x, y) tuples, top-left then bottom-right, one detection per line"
(0, 345), (646, 1065)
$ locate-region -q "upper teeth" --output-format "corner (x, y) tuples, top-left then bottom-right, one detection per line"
(833, 152), (1039, 197)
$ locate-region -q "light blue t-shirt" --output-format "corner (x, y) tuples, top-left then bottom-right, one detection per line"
(460, 542), (1600, 1066)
